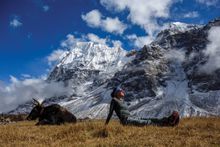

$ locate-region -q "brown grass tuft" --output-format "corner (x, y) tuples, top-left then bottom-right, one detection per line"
(0, 117), (219, 146)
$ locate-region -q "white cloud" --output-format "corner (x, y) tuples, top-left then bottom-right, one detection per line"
(61, 34), (81, 48)
(81, 9), (102, 27)
(164, 49), (186, 63)
(195, 0), (218, 6)
(100, 0), (174, 35)
(86, 33), (107, 45)
(10, 18), (22, 28)
(86, 33), (123, 48)
(199, 27), (220, 73)
(101, 17), (127, 34)
(0, 76), (72, 113)
(183, 11), (199, 18)
(112, 40), (122, 48)
(126, 34), (154, 48)
(43, 5), (50, 12)
(82, 9), (127, 34)
(47, 49), (68, 65)
(21, 74), (31, 78)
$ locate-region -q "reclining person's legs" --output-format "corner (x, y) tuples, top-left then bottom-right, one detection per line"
(125, 111), (180, 127)
(125, 117), (154, 126)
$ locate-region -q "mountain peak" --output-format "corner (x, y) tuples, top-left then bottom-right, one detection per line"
(57, 41), (128, 70)
(167, 22), (202, 33)
(48, 41), (134, 81)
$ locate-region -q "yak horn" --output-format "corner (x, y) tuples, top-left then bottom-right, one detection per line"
(32, 98), (40, 106)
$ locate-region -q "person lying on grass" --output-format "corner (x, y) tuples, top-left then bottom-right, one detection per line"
(105, 86), (180, 126)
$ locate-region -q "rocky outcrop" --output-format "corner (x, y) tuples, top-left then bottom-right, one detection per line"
(108, 44), (169, 100)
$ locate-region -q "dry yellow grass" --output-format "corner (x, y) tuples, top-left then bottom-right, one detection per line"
(0, 117), (219, 147)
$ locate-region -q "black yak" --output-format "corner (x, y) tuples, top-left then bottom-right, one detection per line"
(27, 99), (77, 125)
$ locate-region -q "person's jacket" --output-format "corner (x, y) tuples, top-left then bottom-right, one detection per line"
(105, 98), (130, 125)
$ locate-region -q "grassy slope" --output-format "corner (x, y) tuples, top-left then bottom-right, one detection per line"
(0, 118), (219, 147)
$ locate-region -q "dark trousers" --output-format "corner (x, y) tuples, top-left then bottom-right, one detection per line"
(122, 117), (166, 126)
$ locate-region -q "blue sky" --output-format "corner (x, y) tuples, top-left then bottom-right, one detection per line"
(0, 0), (220, 82)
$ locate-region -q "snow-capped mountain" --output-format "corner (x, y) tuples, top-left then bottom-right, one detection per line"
(10, 42), (135, 118)
(11, 18), (220, 119)
(108, 18), (220, 118)
(48, 42), (131, 81)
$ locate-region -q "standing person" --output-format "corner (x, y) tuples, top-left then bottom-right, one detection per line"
(105, 86), (180, 126)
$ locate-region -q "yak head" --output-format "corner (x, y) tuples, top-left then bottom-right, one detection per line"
(27, 98), (44, 120)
